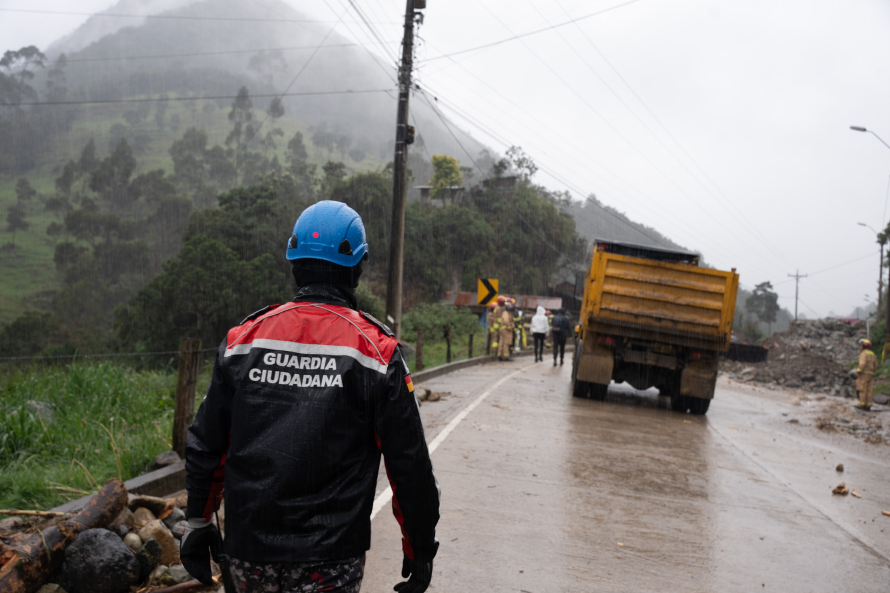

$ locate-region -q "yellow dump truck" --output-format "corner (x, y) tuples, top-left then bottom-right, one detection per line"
(572, 240), (739, 415)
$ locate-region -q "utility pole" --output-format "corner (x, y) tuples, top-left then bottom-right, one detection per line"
(385, 0), (422, 339)
(788, 270), (807, 320)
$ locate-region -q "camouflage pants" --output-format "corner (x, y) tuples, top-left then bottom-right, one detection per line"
(225, 555), (364, 592)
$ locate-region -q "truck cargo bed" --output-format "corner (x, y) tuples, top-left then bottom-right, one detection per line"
(584, 252), (739, 350)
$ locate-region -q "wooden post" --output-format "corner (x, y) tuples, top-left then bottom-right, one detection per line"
(416, 328), (424, 371)
(468, 333), (474, 359)
(172, 338), (202, 459)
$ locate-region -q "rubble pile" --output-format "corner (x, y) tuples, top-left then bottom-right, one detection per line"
(722, 318), (866, 395)
(0, 455), (218, 593)
(813, 398), (887, 444)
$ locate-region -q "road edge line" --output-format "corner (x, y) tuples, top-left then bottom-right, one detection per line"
(370, 363), (533, 520)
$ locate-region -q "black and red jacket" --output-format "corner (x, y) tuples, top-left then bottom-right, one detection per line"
(185, 284), (440, 563)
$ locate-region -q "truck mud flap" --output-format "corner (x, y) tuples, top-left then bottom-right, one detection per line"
(577, 342), (613, 385)
(680, 359), (718, 399)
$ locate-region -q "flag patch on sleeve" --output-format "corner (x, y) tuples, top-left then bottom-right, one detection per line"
(404, 375), (414, 393)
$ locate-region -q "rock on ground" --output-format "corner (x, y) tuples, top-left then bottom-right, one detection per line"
(123, 532), (142, 552)
(150, 450), (182, 470)
(136, 537), (163, 579)
(162, 505), (186, 531)
(138, 519), (180, 566)
(133, 507), (156, 527)
(60, 528), (140, 593)
(36, 585), (68, 593)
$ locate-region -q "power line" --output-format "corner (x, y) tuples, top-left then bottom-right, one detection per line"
(0, 7), (396, 24)
(419, 85), (672, 249)
(538, 0), (797, 269)
(422, 0), (643, 62)
(3, 89), (392, 107)
(417, 89), (571, 259)
(471, 4), (786, 270)
(59, 42), (388, 64)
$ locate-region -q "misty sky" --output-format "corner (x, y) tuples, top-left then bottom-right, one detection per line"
(2, 0), (890, 319)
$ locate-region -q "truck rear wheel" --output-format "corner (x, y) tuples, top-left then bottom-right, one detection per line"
(671, 395), (710, 415)
(572, 378), (590, 398)
(588, 383), (608, 401)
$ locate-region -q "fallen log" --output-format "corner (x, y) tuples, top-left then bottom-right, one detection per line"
(0, 478), (127, 593)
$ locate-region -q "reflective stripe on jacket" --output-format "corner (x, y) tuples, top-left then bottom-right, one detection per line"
(186, 284), (440, 563)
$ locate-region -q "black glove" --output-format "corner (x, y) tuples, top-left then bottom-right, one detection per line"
(179, 517), (222, 586)
(393, 554), (434, 593)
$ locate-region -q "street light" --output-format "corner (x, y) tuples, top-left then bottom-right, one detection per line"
(851, 125), (890, 362)
(850, 125), (890, 151)
(857, 222), (884, 307)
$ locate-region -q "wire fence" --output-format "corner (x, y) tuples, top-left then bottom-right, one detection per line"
(0, 348), (217, 362)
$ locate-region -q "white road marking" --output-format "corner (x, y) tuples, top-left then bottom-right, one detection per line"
(370, 363), (534, 520)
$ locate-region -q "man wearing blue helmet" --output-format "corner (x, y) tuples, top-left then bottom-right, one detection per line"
(181, 201), (440, 593)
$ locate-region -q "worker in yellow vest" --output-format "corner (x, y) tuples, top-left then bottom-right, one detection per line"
(856, 338), (879, 411)
(488, 300), (502, 353)
(498, 301), (514, 361)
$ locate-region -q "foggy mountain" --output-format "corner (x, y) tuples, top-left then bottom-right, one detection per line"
(44, 0), (486, 167)
(565, 194), (695, 254)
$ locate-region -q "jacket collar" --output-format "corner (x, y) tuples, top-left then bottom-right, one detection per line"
(292, 283), (358, 310)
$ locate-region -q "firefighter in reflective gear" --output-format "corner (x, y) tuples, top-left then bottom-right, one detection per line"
(498, 302), (514, 360)
(490, 298), (506, 353)
(856, 338), (878, 411)
(512, 308), (526, 351)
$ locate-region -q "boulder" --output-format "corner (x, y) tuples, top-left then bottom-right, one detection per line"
(123, 532), (142, 552)
(150, 450), (182, 471)
(36, 586), (68, 593)
(59, 528), (140, 593)
(167, 564), (192, 584)
(129, 495), (174, 519)
(874, 393), (890, 405)
(132, 507), (156, 527)
(148, 565), (169, 586)
(110, 507), (135, 531)
(162, 505), (186, 531)
(138, 519), (180, 566)
(136, 537), (163, 579)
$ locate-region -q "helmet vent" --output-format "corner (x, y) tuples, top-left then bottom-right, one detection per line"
(288, 234), (299, 250)
(338, 239), (353, 255)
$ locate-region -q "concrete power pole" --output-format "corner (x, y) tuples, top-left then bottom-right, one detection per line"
(788, 270), (808, 320)
(385, 0), (422, 339)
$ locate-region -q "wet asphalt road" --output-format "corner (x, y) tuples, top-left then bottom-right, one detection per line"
(362, 358), (890, 592)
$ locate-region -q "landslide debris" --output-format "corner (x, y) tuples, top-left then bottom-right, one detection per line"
(722, 318), (865, 395)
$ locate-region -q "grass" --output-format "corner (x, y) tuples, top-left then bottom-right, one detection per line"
(0, 361), (208, 510)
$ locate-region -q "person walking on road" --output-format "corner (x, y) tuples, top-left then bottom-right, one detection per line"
(498, 301), (514, 361)
(180, 201), (440, 593)
(530, 306), (549, 362)
(856, 338), (879, 411)
(551, 308), (570, 367)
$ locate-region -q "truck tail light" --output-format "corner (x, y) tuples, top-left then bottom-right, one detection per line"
(691, 352), (702, 360)
(596, 336), (615, 345)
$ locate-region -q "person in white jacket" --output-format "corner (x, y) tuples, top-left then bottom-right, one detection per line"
(530, 306), (549, 362)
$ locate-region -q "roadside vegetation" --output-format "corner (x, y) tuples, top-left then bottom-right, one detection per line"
(0, 362), (205, 510)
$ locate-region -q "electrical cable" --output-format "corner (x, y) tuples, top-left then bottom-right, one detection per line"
(2, 89), (392, 107)
(0, 7), (396, 24)
(537, 0), (797, 269)
(417, 44), (781, 278)
(422, 0), (643, 62)
(59, 42), (392, 64)
(471, 4), (785, 269)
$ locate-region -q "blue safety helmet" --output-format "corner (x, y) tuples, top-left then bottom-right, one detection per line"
(285, 201), (369, 267)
